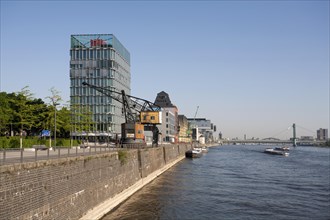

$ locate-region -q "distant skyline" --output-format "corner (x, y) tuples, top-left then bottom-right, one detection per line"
(1, 1), (329, 139)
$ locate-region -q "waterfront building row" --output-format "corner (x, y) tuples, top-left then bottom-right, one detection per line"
(69, 34), (216, 144)
(153, 91), (216, 144)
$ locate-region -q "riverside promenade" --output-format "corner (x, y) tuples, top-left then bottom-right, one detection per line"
(0, 145), (116, 165)
(0, 143), (219, 166)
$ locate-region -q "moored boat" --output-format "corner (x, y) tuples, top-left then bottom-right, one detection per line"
(274, 146), (290, 151)
(185, 148), (203, 158)
(264, 148), (289, 156)
(201, 146), (208, 153)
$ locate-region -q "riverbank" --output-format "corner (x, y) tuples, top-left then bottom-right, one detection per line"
(0, 144), (191, 219)
(81, 154), (185, 220)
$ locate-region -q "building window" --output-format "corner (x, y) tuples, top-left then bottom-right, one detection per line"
(104, 50), (108, 59)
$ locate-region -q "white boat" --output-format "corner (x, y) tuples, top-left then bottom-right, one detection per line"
(185, 148), (203, 158)
(264, 148), (289, 156)
(201, 146), (208, 153)
(274, 146), (290, 151)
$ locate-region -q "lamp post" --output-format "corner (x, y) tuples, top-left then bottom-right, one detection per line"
(10, 123), (13, 137)
(53, 102), (59, 150)
(48, 87), (62, 150)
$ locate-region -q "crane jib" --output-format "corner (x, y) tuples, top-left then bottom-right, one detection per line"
(82, 82), (161, 146)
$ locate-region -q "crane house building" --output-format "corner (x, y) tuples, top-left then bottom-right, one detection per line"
(70, 34), (131, 140)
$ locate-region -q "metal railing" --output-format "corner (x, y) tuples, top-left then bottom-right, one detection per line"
(0, 145), (120, 165)
(0, 143), (170, 166)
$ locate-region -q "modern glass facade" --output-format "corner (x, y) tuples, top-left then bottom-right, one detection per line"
(188, 118), (215, 143)
(70, 34), (130, 137)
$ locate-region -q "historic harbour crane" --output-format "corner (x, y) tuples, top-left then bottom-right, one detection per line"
(82, 82), (162, 146)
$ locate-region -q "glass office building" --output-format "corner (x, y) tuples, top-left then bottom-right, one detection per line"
(70, 34), (130, 138)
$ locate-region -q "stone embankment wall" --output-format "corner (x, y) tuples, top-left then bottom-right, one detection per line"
(0, 144), (191, 220)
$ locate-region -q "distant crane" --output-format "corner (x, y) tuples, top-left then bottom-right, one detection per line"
(192, 106), (199, 142)
(194, 106), (199, 121)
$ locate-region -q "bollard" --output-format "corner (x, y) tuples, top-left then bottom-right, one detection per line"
(20, 148), (23, 163)
(35, 149), (37, 161)
(58, 148), (60, 158)
(76, 146), (78, 156)
(47, 148), (49, 160)
(3, 150), (6, 164)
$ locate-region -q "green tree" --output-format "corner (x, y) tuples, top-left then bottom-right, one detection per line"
(1, 89), (49, 137)
(56, 107), (71, 138)
(0, 87), (48, 145)
(0, 92), (13, 135)
(27, 98), (49, 135)
(10, 87), (35, 135)
(45, 87), (63, 141)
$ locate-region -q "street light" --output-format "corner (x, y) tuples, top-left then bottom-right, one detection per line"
(53, 102), (59, 150)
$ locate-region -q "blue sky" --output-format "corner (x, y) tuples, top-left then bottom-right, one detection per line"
(1, 1), (329, 139)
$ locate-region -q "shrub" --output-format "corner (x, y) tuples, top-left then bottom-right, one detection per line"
(0, 137), (10, 148)
(9, 137), (20, 148)
(118, 150), (128, 165)
(0, 136), (81, 148)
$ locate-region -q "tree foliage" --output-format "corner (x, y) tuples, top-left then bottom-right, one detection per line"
(0, 87), (72, 138)
(0, 92), (12, 134)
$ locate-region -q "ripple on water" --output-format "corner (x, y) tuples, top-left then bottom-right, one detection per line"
(102, 146), (330, 220)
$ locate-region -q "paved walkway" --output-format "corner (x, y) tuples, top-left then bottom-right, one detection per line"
(0, 146), (117, 165)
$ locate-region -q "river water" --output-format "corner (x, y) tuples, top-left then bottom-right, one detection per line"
(102, 145), (330, 220)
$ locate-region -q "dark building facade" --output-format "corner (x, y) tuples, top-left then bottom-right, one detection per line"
(317, 128), (328, 140)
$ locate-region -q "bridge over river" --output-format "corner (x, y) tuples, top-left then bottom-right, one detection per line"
(221, 139), (327, 146)
(221, 123), (327, 146)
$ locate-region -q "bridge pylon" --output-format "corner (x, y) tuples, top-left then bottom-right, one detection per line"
(292, 123), (297, 147)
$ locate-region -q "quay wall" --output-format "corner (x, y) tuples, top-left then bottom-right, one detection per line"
(0, 144), (191, 220)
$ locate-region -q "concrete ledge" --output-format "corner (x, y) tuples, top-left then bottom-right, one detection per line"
(80, 155), (185, 220)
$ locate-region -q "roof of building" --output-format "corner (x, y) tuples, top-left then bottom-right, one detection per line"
(187, 118), (207, 121)
(154, 91), (176, 108)
(70, 34), (130, 64)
